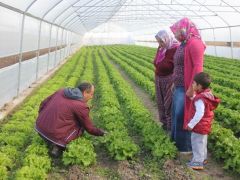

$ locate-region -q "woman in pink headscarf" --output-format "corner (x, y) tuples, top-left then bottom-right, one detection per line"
(153, 30), (179, 132)
(170, 17), (205, 152)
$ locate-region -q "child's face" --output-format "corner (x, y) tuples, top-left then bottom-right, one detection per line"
(192, 81), (202, 91)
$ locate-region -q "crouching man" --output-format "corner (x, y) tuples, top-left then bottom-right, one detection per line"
(35, 82), (105, 157)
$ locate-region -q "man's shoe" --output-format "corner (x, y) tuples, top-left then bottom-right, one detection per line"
(203, 159), (208, 165)
(50, 145), (62, 158)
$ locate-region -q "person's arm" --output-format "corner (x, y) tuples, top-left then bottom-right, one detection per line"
(38, 91), (58, 113)
(187, 99), (205, 130)
(186, 40), (204, 97)
(75, 106), (104, 136)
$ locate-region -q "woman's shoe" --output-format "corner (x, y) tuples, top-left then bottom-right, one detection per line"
(187, 162), (204, 170)
(179, 151), (192, 155)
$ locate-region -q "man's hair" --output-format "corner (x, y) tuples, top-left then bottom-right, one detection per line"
(194, 72), (211, 89)
(77, 82), (93, 93)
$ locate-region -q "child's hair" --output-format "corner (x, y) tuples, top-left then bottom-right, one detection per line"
(194, 72), (211, 89)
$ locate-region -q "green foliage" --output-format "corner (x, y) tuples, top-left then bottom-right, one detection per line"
(63, 138), (96, 167)
(15, 166), (47, 180)
(0, 152), (13, 169)
(25, 144), (48, 156)
(23, 154), (51, 171)
(0, 166), (8, 180)
(99, 47), (177, 160)
(209, 122), (240, 173)
(0, 145), (20, 161)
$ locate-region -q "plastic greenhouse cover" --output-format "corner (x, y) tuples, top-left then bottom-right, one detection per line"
(1, 0), (240, 33)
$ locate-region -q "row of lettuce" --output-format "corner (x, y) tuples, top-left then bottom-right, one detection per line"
(0, 47), (177, 179)
(103, 45), (240, 174)
(109, 45), (240, 136)
(0, 49), (94, 179)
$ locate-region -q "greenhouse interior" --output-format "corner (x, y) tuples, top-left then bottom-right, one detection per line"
(0, 0), (240, 179)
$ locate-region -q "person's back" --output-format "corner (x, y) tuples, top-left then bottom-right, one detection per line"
(36, 89), (88, 146)
(35, 82), (104, 157)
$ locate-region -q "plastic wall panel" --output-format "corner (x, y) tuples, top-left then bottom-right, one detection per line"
(40, 22), (51, 48)
(206, 46), (240, 59)
(48, 51), (56, 70)
(233, 48), (240, 59)
(22, 16), (39, 52)
(0, 64), (18, 108)
(205, 46), (216, 56)
(231, 27), (240, 41)
(215, 46), (232, 58)
(55, 50), (61, 65)
(19, 58), (37, 92)
(214, 28), (231, 41)
(0, 7), (21, 57)
(38, 54), (48, 76)
(51, 26), (58, 47)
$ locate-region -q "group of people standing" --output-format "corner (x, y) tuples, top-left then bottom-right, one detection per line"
(154, 17), (220, 170)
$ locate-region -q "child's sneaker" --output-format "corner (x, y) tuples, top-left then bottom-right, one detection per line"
(187, 162), (204, 170)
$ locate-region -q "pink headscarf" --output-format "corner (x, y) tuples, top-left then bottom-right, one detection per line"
(170, 17), (201, 42)
(154, 30), (179, 65)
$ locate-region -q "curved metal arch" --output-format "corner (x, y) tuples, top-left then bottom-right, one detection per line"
(57, 0), (105, 32)
(193, 0), (234, 58)
(79, 0), (122, 23)
(144, 0), (179, 25)
(221, 0), (240, 14)
(52, 0), (80, 25)
(65, 0), (110, 31)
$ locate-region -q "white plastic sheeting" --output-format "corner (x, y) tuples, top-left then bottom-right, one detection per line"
(0, 48), (69, 108)
(82, 23), (135, 45)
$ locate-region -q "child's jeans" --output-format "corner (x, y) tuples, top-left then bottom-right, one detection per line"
(191, 132), (208, 163)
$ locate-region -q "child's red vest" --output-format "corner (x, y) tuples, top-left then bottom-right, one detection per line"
(187, 89), (220, 134)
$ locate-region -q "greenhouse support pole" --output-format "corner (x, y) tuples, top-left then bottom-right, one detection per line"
(212, 28), (217, 56)
(16, 14), (25, 96)
(54, 27), (59, 67)
(70, 32), (73, 55)
(36, 21), (42, 80)
(47, 24), (53, 72)
(16, 1), (38, 96)
(68, 32), (72, 56)
(229, 27), (233, 59)
(64, 30), (68, 58)
(59, 28), (64, 63)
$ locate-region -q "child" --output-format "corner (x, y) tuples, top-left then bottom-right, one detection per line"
(186, 72), (220, 170)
